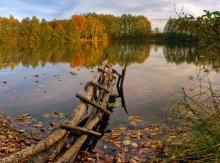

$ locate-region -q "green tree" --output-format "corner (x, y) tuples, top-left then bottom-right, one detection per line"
(30, 16), (40, 41)
(40, 18), (53, 41)
(20, 17), (31, 41)
(64, 20), (79, 41)
(154, 27), (160, 33)
(53, 21), (66, 42)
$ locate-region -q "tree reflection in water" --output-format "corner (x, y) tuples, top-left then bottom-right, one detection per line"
(0, 41), (150, 70)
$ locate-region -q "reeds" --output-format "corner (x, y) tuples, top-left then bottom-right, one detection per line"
(165, 82), (220, 162)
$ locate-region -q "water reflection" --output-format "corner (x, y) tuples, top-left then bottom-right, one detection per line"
(1, 42), (219, 71)
(0, 41), (220, 129)
(162, 42), (220, 71)
(0, 41), (150, 70)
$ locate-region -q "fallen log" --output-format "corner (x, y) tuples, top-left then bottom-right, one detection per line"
(60, 124), (102, 137)
(0, 60), (109, 163)
(76, 93), (111, 115)
(56, 69), (116, 162)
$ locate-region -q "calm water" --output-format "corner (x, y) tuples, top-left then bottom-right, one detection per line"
(0, 41), (220, 128)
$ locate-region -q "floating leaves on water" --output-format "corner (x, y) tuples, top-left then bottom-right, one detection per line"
(144, 125), (160, 136)
(24, 120), (32, 125)
(41, 112), (64, 119)
(53, 112), (64, 118)
(41, 113), (51, 118)
(128, 116), (143, 126)
(2, 81), (7, 84)
(18, 114), (32, 119)
(18, 129), (26, 133)
(115, 153), (126, 162)
(113, 141), (122, 148)
(33, 123), (43, 128)
(70, 72), (78, 76)
(123, 139), (131, 145)
(131, 142), (138, 148)
(0, 112), (46, 158)
(33, 74), (39, 78)
(49, 122), (58, 127)
(129, 129), (142, 138)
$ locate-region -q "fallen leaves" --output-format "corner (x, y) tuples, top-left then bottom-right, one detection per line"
(0, 113), (45, 159)
(70, 72), (78, 76)
(130, 142), (138, 148)
(128, 116), (143, 126)
(41, 112), (64, 119)
(76, 115), (167, 162)
(122, 139), (131, 146)
(2, 81), (7, 84)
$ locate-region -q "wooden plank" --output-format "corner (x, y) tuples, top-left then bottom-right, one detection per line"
(97, 67), (116, 79)
(105, 66), (121, 77)
(88, 81), (109, 93)
(86, 65), (113, 124)
(56, 70), (116, 163)
(61, 124), (101, 137)
(76, 93), (111, 115)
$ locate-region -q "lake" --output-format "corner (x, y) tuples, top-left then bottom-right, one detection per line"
(0, 41), (220, 129)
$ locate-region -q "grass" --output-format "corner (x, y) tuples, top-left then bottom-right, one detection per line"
(164, 82), (220, 162)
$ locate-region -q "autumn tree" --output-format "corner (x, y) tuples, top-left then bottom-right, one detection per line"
(0, 13), (152, 42)
(86, 16), (107, 40)
(0, 17), (9, 42)
(72, 15), (88, 39)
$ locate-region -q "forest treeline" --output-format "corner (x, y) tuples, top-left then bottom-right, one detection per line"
(0, 13), (152, 42)
(163, 10), (220, 50)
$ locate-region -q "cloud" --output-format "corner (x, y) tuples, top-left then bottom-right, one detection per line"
(0, 0), (219, 30)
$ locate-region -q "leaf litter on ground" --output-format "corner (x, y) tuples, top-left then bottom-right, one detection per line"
(0, 112), (46, 159)
(76, 115), (169, 162)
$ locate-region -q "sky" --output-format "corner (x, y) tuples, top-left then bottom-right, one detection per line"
(0, 0), (219, 31)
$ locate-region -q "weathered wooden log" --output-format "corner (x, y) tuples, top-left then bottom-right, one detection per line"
(97, 67), (116, 79)
(0, 60), (108, 163)
(76, 93), (111, 115)
(56, 69), (116, 163)
(86, 66), (113, 124)
(60, 124), (101, 137)
(88, 81), (109, 93)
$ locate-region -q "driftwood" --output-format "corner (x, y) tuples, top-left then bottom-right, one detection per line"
(76, 93), (111, 115)
(0, 60), (110, 163)
(60, 124), (101, 137)
(56, 68), (116, 162)
(0, 60), (124, 163)
(88, 81), (110, 93)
